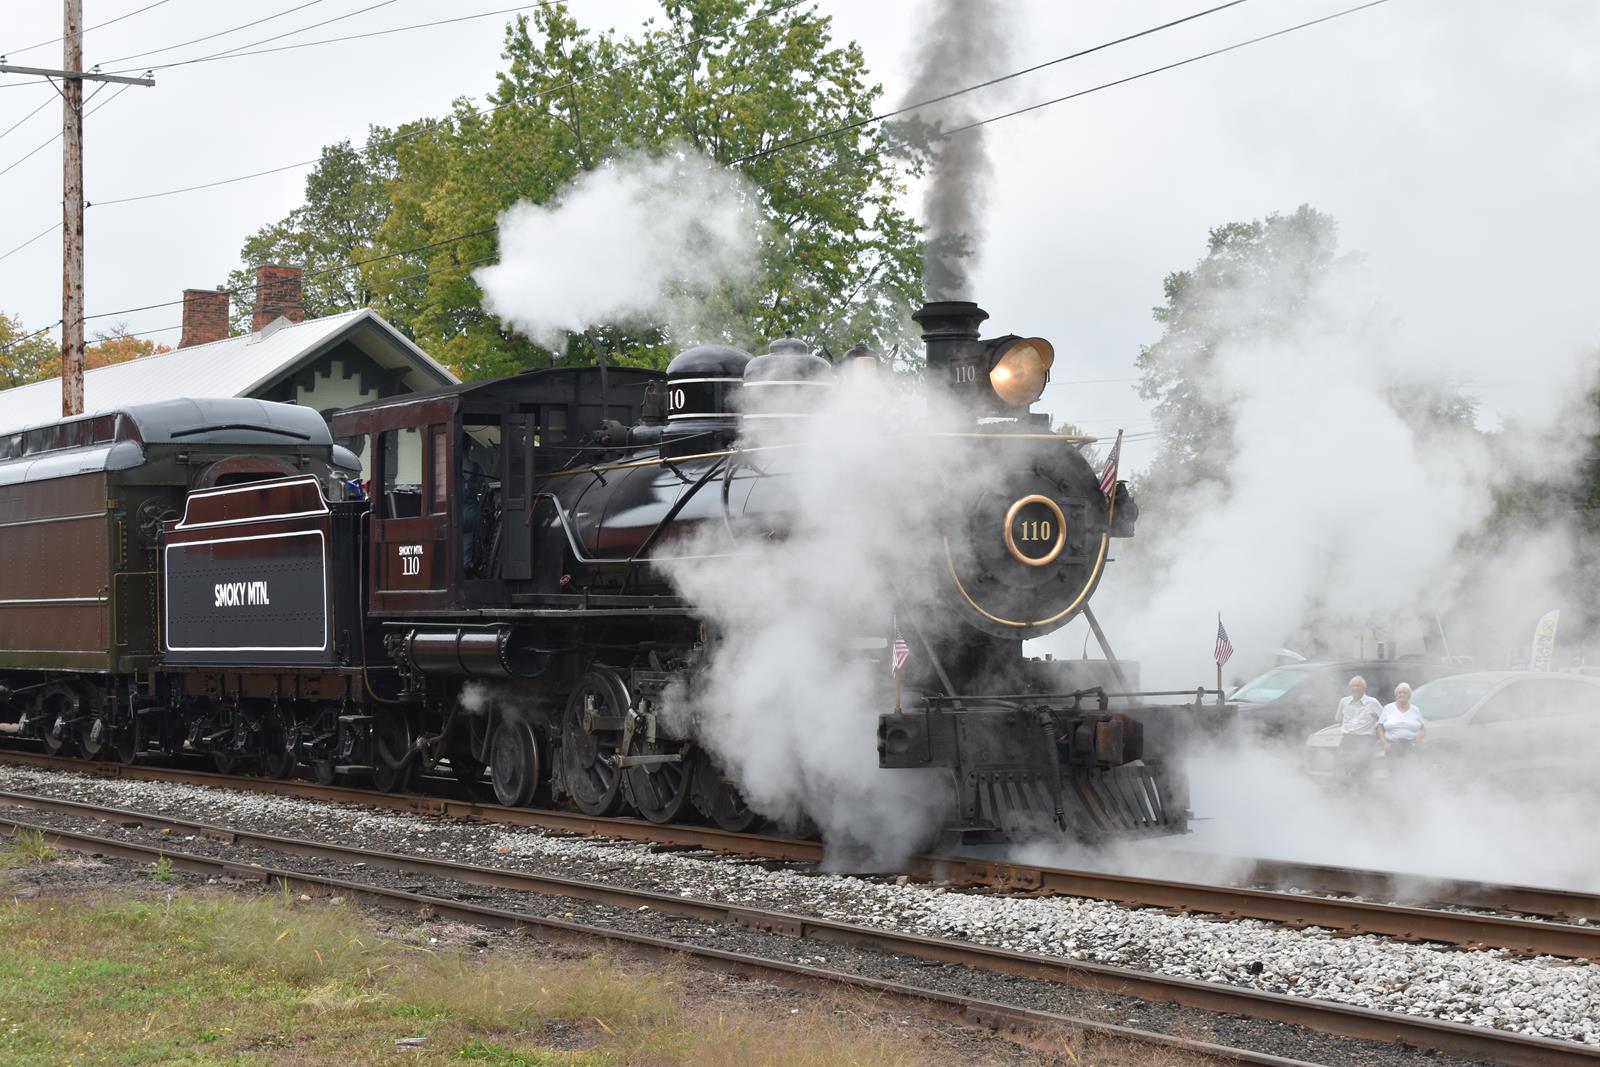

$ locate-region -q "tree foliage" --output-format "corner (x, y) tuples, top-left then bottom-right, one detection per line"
(84, 324), (172, 369)
(1136, 205), (1342, 495)
(0, 311), (58, 388)
(226, 0), (923, 380)
(0, 316), (171, 389)
(226, 132), (401, 331)
(1135, 205), (1474, 499)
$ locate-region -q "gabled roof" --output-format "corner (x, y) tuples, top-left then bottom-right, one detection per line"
(0, 309), (458, 435)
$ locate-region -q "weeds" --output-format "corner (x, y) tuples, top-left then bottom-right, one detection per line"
(5, 829), (58, 865)
(150, 854), (175, 883)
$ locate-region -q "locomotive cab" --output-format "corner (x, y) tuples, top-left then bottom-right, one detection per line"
(331, 365), (664, 615)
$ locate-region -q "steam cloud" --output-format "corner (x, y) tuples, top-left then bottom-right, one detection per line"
(897, 0), (1015, 299)
(1043, 221), (1600, 889)
(476, 144), (763, 348)
(661, 382), (1009, 867)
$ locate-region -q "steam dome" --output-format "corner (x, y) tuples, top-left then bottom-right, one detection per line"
(742, 339), (833, 420)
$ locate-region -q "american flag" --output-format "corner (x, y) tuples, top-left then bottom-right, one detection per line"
(1098, 430), (1123, 501)
(1214, 615), (1234, 667)
(892, 626), (911, 674)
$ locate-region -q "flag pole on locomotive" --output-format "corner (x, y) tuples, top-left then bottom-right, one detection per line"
(1215, 613), (1234, 705)
(891, 619), (912, 713)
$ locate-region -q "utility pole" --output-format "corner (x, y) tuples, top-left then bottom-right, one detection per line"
(0, 1), (153, 417)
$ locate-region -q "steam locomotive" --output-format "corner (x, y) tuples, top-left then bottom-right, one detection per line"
(0, 301), (1205, 847)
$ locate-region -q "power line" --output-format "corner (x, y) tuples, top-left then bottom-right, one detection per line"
(103, 1), (574, 76)
(67, 0), (1380, 334)
(96, 0), (333, 66)
(1, 0), (175, 59)
(81, 227), (500, 323)
(945, 0), (1392, 138)
(0, 79), (137, 180)
(0, 320), (62, 355)
(0, 220), (61, 264)
(125, 0), (408, 73)
(76, 254), (503, 347)
(87, 0), (810, 209)
(0, 92), (54, 145)
(731, 0), (1257, 166)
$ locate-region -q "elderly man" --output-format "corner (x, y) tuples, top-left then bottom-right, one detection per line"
(1335, 675), (1383, 736)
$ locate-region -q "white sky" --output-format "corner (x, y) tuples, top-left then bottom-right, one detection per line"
(1, 0), (1597, 473)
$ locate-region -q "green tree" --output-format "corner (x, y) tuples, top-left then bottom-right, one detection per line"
(236, 1), (923, 380)
(225, 129), (402, 331)
(1136, 205), (1342, 496)
(1135, 205), (1473, 500)
(0, 311), (58, 388)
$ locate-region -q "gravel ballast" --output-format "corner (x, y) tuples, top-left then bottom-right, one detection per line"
(2, 763), (1593, 1057)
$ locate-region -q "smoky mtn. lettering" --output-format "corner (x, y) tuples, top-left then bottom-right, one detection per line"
(213, 581), (271, 607)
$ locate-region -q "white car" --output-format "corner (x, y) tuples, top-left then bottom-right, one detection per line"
(1303, 671), (1600, 781)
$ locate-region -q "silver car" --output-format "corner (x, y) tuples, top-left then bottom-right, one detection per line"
(1303, 671), (1600, 782)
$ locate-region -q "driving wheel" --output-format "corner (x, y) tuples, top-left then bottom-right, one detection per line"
(489, 718), (539, 807)
(370, 712), (416, 793)
(691, 755), (762, 833)
(624, 737), (696, 825)
(560, 669), (629, 817)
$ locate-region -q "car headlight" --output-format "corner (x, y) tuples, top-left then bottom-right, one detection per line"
(988, 337), (1054, 407)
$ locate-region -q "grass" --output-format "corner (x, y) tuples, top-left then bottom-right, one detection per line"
(3, 828), (58, 866)
(0, 889), (1016, 1066)
(0, 828), (59, 891)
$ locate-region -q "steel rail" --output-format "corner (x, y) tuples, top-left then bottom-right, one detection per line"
(1, 806), (1594, 1067)
(4, 750), (1598, 960)
(0, 811), (1308, 1067)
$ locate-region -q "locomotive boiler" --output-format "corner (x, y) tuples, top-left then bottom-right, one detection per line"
(0, 300), (1211, 849)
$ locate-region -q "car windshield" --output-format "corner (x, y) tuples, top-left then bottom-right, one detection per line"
(1409, 677), (1498, 720)
(1231, 667), (1312, 703)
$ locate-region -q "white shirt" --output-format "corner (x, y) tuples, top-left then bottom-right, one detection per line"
(1337, 694), (1383, 735)
(1380, 702), (1425, 742)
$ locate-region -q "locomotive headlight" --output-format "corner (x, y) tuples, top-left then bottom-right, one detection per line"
(988, 338), (1054, 407)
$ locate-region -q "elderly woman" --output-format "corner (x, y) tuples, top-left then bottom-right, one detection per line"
(1377, 682), (1426, 758)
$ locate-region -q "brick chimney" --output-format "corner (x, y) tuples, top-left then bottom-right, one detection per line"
(180, 288), (230, 348)
(251, 264), (305, 332)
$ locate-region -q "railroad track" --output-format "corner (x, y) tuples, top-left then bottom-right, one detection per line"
(3, 748), (1598, 963)
(2, 793), (1595, 1067)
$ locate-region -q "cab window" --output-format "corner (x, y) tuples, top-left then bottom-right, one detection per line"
(378, 427), (423, 519)
(429, 425), (448, 513)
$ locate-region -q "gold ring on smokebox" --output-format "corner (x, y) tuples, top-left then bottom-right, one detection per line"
(1003, 493), (1067, 568)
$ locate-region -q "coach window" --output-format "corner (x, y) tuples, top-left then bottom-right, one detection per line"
(429, 425), (448, 513)
(378, 427), (423, 519)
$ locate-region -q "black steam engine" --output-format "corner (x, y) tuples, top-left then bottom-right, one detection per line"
(0, 301), (1206, 848)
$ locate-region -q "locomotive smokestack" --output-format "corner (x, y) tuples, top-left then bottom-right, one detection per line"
(912, 300), (988, 371)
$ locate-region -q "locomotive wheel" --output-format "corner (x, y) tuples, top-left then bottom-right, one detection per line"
(691, 756), (762, 834)
(311, 758), (339, 785)
(259, 705), (297, 780)
(78, 715), (108, 760)
(370, 713), (416, 794)
(38, 690), (77, 757)
(489, 718), (539, 807)
(114, 715), (144, 765)
(559, 670), (628, 818)
(212, 750), (241, 775)
(623, 739), (695, 825)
